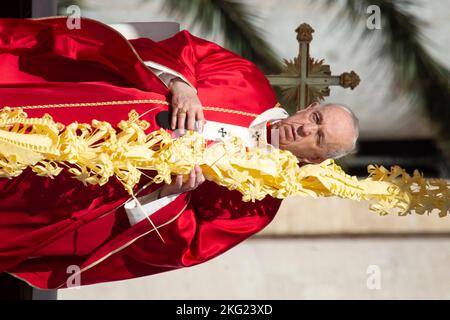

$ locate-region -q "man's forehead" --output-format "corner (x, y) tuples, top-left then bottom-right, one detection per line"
(319, 105), (355, 147)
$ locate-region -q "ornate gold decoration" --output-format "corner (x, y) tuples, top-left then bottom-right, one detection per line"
(126, 109), (150, 130)
(11, 99), (259, 118)
(16, 99), (169, 110)
(1, 107), (449, 217)
(266, 23), (361, 110)
(202, 107), (258, 118)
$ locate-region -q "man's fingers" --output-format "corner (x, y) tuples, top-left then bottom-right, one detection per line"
(188, 169), (196, 189)
(177, 108), (187, 134)
(196, 110), (205, 133)
(187, 110), (196, 131)
(194, 165), (205, 186)
(171, 106), (179, 130)
(175, 175), (184, 189)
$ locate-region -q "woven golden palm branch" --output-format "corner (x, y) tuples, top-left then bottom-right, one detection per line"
(1, 107), (449, 217)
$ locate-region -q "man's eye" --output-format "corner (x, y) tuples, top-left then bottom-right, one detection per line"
(312, 113), (320, 124)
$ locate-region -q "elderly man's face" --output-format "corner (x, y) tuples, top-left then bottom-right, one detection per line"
(271, 102), (356, 163)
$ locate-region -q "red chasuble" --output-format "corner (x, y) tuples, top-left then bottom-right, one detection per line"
(0, 17), (281, 288)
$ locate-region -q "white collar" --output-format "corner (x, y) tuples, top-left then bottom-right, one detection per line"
(248, 107), (289, 148)
(202, 107), (289, 148)
(250, 107), (289, 128)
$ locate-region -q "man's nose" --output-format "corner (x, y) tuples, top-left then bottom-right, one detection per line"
(299, 123), (318, 136)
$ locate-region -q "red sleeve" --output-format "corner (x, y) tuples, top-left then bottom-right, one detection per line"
(9, 182), (281, 288)
(130, 30), (278, 113)
(0, 17), (167, 93)
(127, 182), (282, 268)
(182, 182), (282, 265)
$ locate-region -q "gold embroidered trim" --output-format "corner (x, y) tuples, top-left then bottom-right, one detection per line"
(10, 100), (259, 117)
(14, 100), (169, 110)
(203, 107), (258, 118)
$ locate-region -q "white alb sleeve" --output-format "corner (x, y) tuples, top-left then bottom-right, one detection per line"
(145, 61), (197, 93)
(124, 188), (181, 226)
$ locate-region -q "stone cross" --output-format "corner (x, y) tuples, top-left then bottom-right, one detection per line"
(266, 23), (360, 110)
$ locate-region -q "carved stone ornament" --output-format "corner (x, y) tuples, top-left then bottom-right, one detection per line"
(296, 23), (314, 42)
(340, 71), (361, 90)
(266, 23), (360, 110)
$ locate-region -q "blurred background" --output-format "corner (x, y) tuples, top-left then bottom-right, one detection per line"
(1, 0), (449, 299)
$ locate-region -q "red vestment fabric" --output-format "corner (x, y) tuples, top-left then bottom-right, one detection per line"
(0, 17), (281, 289)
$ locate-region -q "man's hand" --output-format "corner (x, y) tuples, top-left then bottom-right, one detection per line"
(169, 79), (205, 133)
(159, 165), (205, 198)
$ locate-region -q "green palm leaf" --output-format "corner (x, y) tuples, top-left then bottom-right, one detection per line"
(159, 0), (282, 74)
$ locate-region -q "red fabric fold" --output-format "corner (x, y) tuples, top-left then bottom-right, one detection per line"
(0, 17), (281, 288)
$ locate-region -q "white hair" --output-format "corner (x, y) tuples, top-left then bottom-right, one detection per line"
(321, 103), (359, 159)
